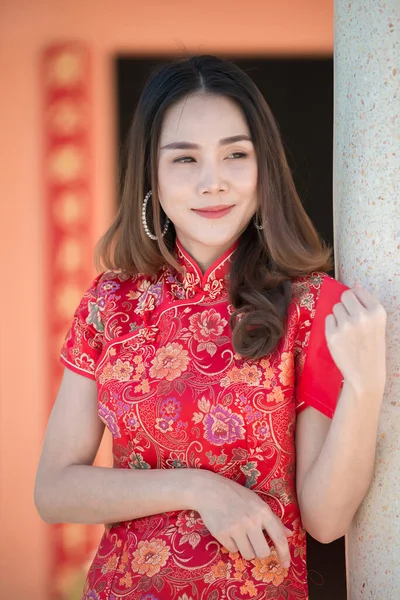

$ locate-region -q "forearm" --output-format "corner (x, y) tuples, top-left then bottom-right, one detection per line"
(299, 380), (383, 542)
(35, 464), (210, 525)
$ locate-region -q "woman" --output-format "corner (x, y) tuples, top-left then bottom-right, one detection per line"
(34, 55), (387, 600)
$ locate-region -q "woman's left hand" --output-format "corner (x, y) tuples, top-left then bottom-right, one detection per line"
(325, 283), (387, 397)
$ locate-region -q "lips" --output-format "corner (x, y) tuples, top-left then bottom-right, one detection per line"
(192, 205), (234, 219)
(193, 205), (234, 212)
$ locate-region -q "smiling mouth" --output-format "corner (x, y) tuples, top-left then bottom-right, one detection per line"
(192, 206), (234, 219)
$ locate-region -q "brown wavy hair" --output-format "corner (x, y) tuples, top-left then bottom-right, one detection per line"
(95, 54), (332, 360)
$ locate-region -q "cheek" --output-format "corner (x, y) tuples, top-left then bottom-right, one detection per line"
(232, 163), (258, 197)
(157, 163), (171, 193)
(158, 164), (192, 197)
(157, 166), (187, 219)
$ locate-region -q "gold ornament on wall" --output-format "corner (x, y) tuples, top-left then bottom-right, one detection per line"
(48, 145), (86, 183)
(56, 238), (84, 272)
(47, 100), (87, 136)
(53, 191), (87, 227)
(55, 282), (85, 320)
(46, 49), (85, 88)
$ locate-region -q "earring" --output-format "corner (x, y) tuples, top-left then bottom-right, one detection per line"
(142, 190), (170, 241)
(253, 213), (265, 230)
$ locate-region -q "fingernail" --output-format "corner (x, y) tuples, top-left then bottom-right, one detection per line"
(283, 561), (291, 569)
(284, 528), (293, 536)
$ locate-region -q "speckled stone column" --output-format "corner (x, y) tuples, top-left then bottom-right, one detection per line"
(333, 1), (400, 598)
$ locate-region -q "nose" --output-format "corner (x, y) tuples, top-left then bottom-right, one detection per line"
(197, 159), (228, 195)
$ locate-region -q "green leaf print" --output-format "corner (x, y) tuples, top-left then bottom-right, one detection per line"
(86, 300), (104, 333)
(129, 452), (151, 470)
(240, 461), (261, 488)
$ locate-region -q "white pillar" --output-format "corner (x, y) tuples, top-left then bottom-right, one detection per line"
(334, 1), (400, 598)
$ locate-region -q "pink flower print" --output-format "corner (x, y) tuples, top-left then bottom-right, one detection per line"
(244, 405), (262, 424)
(160, 397), (181, 422)
(115, 399), (130, 416)
(251, 549), (289, 586)
(204, 405), (245, 446)
(278, 352), (294, 387)
(253, 420), (271, 441)
(131, 538), (170, 577)
(155, 418), (174, 433)
(98, 404), (121, 438)
(149, 343), (190, 381)
(189, 309), (227, 343)
(113, 359), (134, 381)
(99, 280), (120, 297)
(176, 510), (205, 535)
(175, 510), (206, 550)
(225, 367), (243, 384)
(98, 361), (115, 385)
(123, 412), (139, 431)
(77, 353), (96, 373)
(242, 364), (262, 386)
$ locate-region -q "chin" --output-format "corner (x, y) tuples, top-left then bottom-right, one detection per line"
(176, 220), (246, 249)
(193, 232), (239, 247)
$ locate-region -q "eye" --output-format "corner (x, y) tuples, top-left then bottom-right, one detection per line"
(227, 152), (248, 159)
(173, 156), (195, 163)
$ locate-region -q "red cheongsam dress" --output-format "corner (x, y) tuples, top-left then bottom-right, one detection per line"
(60, 236), (348, 600)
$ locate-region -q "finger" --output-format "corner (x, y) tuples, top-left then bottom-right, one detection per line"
(332, 302), (349, 327)
(340, 289), (364, 317)
(263, 518), (291, 568)
(247, 527), (271, 560)
(325, 313), (337, 337)
(233, 532), (257, 561)
(220, 536), (239, 555)
(352, 284), (380, 310)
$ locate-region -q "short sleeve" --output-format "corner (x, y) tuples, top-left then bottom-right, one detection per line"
(60, 273), (105, 380)
(294, 274), (349, 419)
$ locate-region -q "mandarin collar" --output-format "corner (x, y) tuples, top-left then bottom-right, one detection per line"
(168, 237), (239, 299)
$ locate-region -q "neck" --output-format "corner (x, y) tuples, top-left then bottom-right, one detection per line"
(176, 237), (238, 274)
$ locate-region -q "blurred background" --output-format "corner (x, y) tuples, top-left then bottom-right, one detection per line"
(0, 1), (346, 599)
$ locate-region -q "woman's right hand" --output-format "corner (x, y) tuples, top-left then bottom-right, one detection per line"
(192, 470), (292, 568)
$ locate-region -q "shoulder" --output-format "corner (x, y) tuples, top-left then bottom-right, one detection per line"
(91, 269), (160, 299)
(291, 271), (349, 315)
(90, 268), (165, 332)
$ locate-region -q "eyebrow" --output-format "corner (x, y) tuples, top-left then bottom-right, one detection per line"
(160, 134), (253, 150)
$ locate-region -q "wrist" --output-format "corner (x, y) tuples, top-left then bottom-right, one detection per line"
(184, 468), (217, 511)
(342, 378), (385, 403)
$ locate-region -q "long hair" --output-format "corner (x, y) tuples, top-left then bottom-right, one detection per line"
(95, 54), (332, 359)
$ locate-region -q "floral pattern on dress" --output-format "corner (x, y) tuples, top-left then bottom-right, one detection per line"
(61, 236), (347, 600)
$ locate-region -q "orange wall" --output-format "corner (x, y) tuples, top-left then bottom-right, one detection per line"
(0, 1), (332, 598)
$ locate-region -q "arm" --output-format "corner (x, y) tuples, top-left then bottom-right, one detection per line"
(296, 381), (382, 543)
(34, 368), (208, 525)
(295, 283), (386, 543)
(35, 368), (292, 565)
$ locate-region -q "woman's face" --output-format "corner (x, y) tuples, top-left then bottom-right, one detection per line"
(157, 93), (258, 271)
